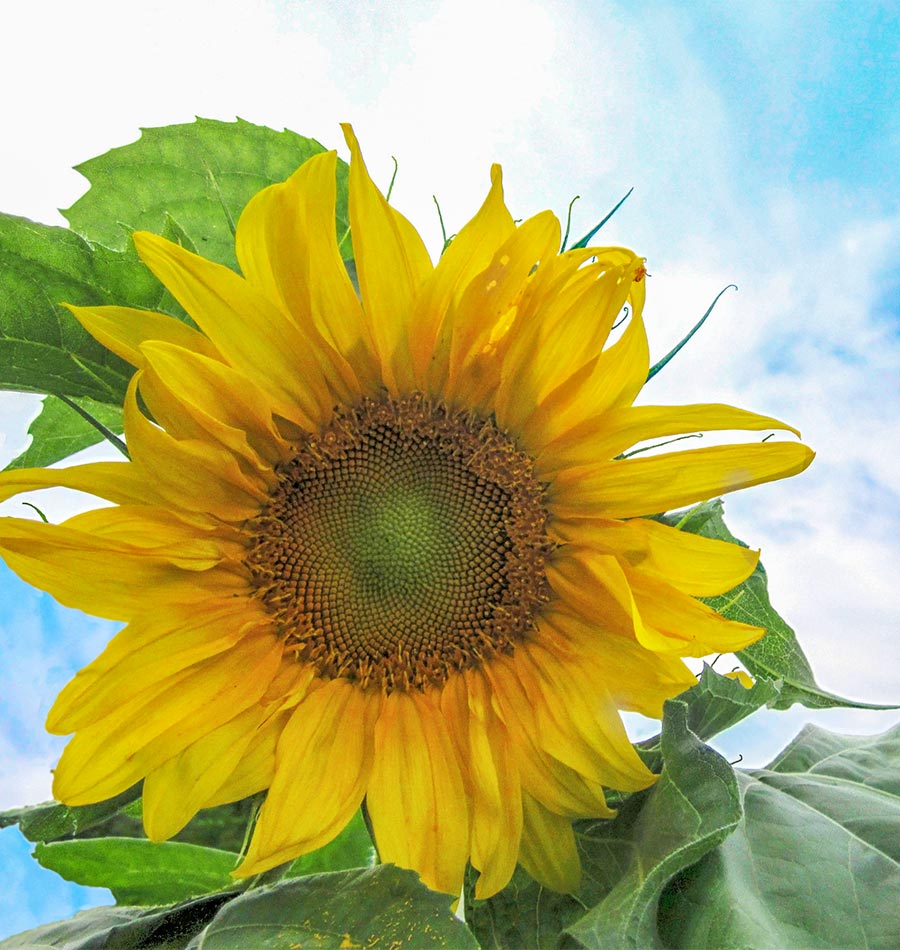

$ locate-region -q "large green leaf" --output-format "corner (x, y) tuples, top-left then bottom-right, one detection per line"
(283, 808), (374, 877)
(63, 118), (351, 269)
(669, 500), (896, 711)
(34, 838), (239, 906)
(0, 214), (153, 402)
(658, 721), (900, 949)
(0, 786), (141, 843)
(0, 893), (232, 950)
(191, 865), (477, 949)
(637, 664), (781, 773)
(468, 697), (743, 948)
(5, 394), (124, 470)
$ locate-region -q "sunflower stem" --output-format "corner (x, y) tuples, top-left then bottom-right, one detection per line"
(57, 394), (130, 459)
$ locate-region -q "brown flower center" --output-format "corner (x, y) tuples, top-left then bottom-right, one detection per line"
(246, 394), (553, 692)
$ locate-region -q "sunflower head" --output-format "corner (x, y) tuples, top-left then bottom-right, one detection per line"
(0, 124), (813, 900)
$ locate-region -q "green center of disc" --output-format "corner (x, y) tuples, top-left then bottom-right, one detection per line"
(247, 394), (553, 692)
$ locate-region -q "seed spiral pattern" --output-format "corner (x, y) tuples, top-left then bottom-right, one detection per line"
(246, 394), (553, 692)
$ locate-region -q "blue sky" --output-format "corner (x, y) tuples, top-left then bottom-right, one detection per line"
(1, 0), (899, 938)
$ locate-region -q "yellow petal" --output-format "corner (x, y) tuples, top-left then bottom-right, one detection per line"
(410, 164), (515, 385)
(546, 547), (642, 641)
(63, 505), (242, 567)
(142, 705), (267, 841)
(496, 250), (643, 434)
(540, 607), (697, 718)
(123, 373), (267, 522)
(66, 304), (220, 367)
(458, 671), (523, 900)
(235, 150), (369, 401)
(236, 679), (378, 876)
(342, 124), (433, 393)
(726, 670), (754, 689)
(0, 461), (159, 508)
(366, 689), (470, 896)
(515, 641), (656, 792)
(518, 793), (581, 893)
(556, 517), (760, 597)
(53, 628), (282, 804)
(0, 516), (246, 621)
(528, 310), (650, 459)
(133, 230), (332, 428)
(541, 403), (801, 473)
(439, 211), (561, 410)
(625, 566), (764, 656)
(550, 442), (815, 519)
(202, 706), (294, 810)
(48, 600), (262, 733)
(140, 341), (289, 466)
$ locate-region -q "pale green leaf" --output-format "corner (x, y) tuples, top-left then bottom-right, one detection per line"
(34, 838), (239, 906)
(192, 865), (477, 949)
(4, 395), (123, 471)
(468, 697), (742, 949)
(63, 117), (351, 269)
(658, 721), (900, 949)
(668, 500), (897, 711)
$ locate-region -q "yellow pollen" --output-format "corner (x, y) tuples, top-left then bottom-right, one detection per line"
(246, 394), (553, 692)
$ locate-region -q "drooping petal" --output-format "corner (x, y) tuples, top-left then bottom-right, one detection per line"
(0, 516), (246, 621)
(518, 793), (581, 894)
(443, 671), (523, 900)
(142, 704), (267, 841)
(367, 688), (470, 896)
(514, 641), (657, 793)
(485, 654), (615, 818)
(52, 628), (282, 804)
(556, 516), (759, 597)
(234, 679), (379, 876)
(625, 565), (764, 656)
(540, 607), (697, 718)
(550, 442), (815, 519)
(202, 706), (294, 810)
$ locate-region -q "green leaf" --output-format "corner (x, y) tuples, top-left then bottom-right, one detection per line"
(34, 838), (239, 906)
(658, 721), (900, 949)
(283, 808), (375, 876)
(192, 865), (477, 949)
(669, 499), (897, 711)
(637, 664), (781, 773)
(468, 697), (742, 949)
(4, 394), (124, 470)
(0, 214), (149, 402)
(0, 893), (233, 950)
(63, 118), (351, 269)
(0, 786), (141, 843)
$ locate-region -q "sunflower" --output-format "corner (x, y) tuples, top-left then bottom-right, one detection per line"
(0, 126), (813, 899)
